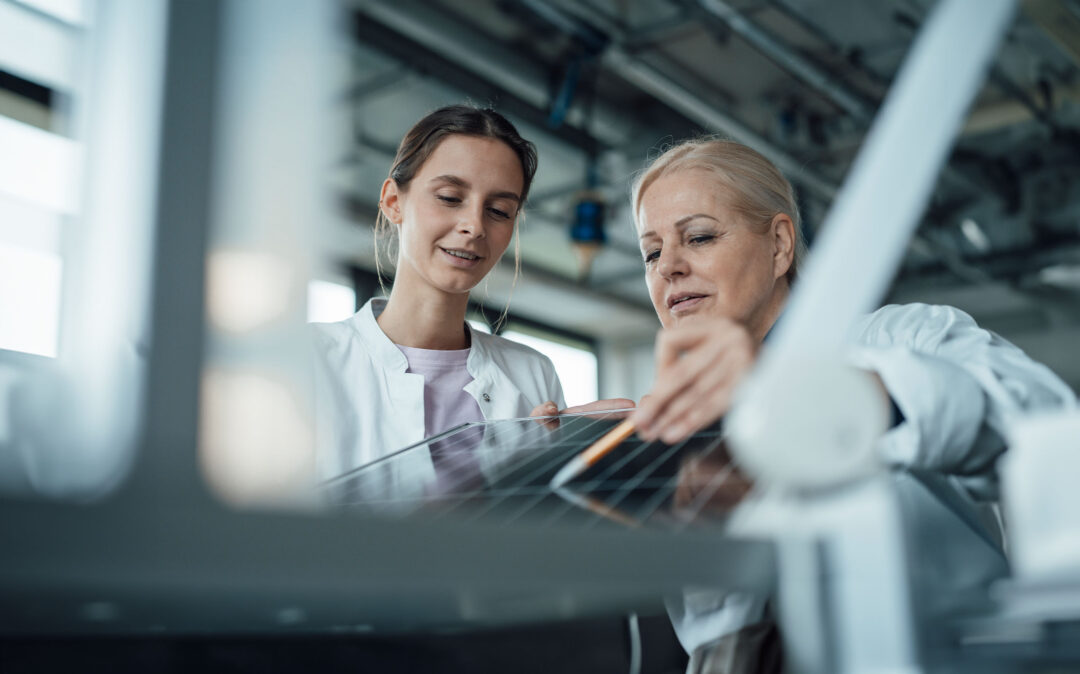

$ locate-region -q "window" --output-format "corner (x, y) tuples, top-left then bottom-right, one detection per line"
(307, 279), (356, 323)
(0, 242), (62, 357)
(0, 72), (76, 358)
(501, 326), (598, 407)
(0, 0), (167, 499)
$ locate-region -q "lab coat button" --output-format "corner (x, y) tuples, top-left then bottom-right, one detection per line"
(482, 393), (491, 402)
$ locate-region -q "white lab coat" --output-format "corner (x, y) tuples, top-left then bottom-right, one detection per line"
(310, 298), (565, 488)
(669, 302), (1078, 659)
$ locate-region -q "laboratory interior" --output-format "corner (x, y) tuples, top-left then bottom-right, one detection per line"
(1, 0), (1079, 672)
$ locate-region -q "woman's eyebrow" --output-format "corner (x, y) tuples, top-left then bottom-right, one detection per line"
(673, 213), (720, 228)
(429, 174), (521, 202)
(639, 213), (720, 240)
(430, 174), (469, 189)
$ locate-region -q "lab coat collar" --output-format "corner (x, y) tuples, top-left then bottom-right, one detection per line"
(465, 324), (492, 381)
(350, 298), (409, 373)
(353, 298), (487, 378)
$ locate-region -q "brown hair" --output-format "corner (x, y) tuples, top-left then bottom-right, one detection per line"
(374, 105), (538, 291)
(631, 137), (807, 284)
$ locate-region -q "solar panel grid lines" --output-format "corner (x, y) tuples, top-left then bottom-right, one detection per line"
(323, 415), (602, 519)
(569, 427), (738, 529)
(535, 425), (695, 527)
(451, 414), (615, 524)
(578, 437), (695, 531)
(625, 438), (727, 526)
(322, 413), (739, 531)
(669, 455), (740, 532)
(552, 486), (645, 529)
(573, 428), (727, 531)
(319, 419), (486, 488)
(325, 415), (602, 518)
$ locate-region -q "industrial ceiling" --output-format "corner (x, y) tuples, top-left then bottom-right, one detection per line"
(326, 0), (1079, 380)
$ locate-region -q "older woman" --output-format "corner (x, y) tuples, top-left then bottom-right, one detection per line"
(627, 138), (1077, 673)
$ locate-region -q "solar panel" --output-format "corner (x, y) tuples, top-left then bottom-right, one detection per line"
(322, 411), (741, 531)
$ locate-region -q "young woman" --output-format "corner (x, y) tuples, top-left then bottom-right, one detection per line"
(311, 105), (567, 485)
(626, 138), (1077, 673)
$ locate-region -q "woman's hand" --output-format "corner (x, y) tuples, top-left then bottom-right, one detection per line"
(529, 398), (635, 418)
(632, 317), (759, 445)
(529, 398), (636, 430)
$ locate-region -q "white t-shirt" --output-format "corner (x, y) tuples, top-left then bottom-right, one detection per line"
(395, 344), (486, 494)
(310, 298), (565, 487)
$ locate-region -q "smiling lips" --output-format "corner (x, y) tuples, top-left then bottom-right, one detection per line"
(667, 293), (708, 312)
(440, 246), (484, 268)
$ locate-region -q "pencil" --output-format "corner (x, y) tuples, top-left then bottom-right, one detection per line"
(549, 419), (636, 489)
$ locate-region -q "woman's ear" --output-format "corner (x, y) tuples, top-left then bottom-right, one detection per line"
(771, 213), (795, 280)
(379, 178), (403, 225)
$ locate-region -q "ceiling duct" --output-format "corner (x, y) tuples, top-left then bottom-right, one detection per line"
(352, 0), (635, 149)
(355, 0), (841, 203)
(697, 0), (877, 123)
(1023, 0), (1080, 67)
(602, 46), (840, 202)
(698, 0), (999, 202)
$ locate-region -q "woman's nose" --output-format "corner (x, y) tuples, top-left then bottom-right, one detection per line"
(457, 205), (486, 239)
(657, 247), (688, 278)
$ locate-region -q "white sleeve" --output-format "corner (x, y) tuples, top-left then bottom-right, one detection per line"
(541, 354), (567, 410)
(849, 304), (1077, 476)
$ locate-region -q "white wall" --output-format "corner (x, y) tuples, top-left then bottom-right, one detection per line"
(598, 337), (657, 403)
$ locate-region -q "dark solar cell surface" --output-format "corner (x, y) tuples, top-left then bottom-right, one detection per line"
(323, 411), (737, 530)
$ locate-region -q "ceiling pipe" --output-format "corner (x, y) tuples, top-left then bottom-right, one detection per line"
(697, 0), (877, 123)
(702, 0), (1004, 202)
(532, 0), (840, 201)
(353, 0), (635, 149)
(603, 46), (840, 201)
(348, 12), (607, 157)
(355, 0), (840, 201)
(1022, 0), (1080, 68)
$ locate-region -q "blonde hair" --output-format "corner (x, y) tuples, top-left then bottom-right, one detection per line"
(631, 137), (807, 283)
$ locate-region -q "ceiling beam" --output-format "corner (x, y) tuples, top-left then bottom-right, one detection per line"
(349, 11), (604, 154)
(894, 236), (1080, 290)
(602, 45), (840, 202)
(351, 0), (640, 151)
(697, 0), (877, 122)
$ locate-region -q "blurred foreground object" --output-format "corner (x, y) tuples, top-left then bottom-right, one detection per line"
(196, 0), (336, 507)
(0, 0), (167, 499)
(1003, 411), (1080, 579)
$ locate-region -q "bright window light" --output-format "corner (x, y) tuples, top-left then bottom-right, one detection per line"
(0, 115), (80, 214)
(306, 279), (355, 323)
(502, 329), (598, 407)
(0, 243), (62, 357)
